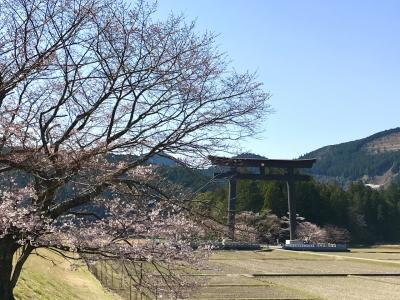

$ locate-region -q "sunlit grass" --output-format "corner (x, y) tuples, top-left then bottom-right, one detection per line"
(14, 249), (121, 300)
(13, 246), (400, 299)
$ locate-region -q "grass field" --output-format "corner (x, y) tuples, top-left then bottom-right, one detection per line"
(191, 246), (400, 300)
(14, 246), (400, 299)
(14, 249), (121, 300)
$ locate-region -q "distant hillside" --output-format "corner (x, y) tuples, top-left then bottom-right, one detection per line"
(302, 127), (400, 187)
(155, 152), (268, 191)
(234, 152), (268, 159)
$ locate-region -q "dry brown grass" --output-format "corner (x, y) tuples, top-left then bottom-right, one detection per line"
(194, 247), (400, 299)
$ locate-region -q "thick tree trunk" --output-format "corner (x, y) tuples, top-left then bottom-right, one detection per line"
(0, 237), (18, 300)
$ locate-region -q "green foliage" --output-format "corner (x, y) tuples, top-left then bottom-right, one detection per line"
(193, 189), (228, 221)
(236, 180), (264, 212)
(195, 176), (400, 244)
(260, 181), (287, 216)
(156, 166), (215, 191)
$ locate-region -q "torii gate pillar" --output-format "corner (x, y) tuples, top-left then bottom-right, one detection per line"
(286, 168), (296, 240)
(227, 175), (237, 240)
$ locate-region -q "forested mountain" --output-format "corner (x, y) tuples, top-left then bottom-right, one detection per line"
(302, 127), (400, 187)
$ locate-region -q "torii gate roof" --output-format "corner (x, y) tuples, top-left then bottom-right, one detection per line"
(208, 155), (316, 169)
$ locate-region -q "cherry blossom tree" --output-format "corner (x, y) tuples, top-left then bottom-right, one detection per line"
(296, 222), (327, 243)
(297, 222), (350, 244)
(0, 0), (270, 298)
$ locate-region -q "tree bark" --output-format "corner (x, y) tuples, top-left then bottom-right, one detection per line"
(0, 237), (18, 300)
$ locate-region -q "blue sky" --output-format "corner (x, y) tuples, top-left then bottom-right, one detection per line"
(157, 0), (400, 158)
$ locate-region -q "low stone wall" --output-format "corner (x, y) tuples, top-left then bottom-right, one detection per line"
(283, 242), (348, 252)
(209, 241), (262, 250)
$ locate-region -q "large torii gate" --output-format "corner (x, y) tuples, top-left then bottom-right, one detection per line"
(209, 156), (316, 241)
